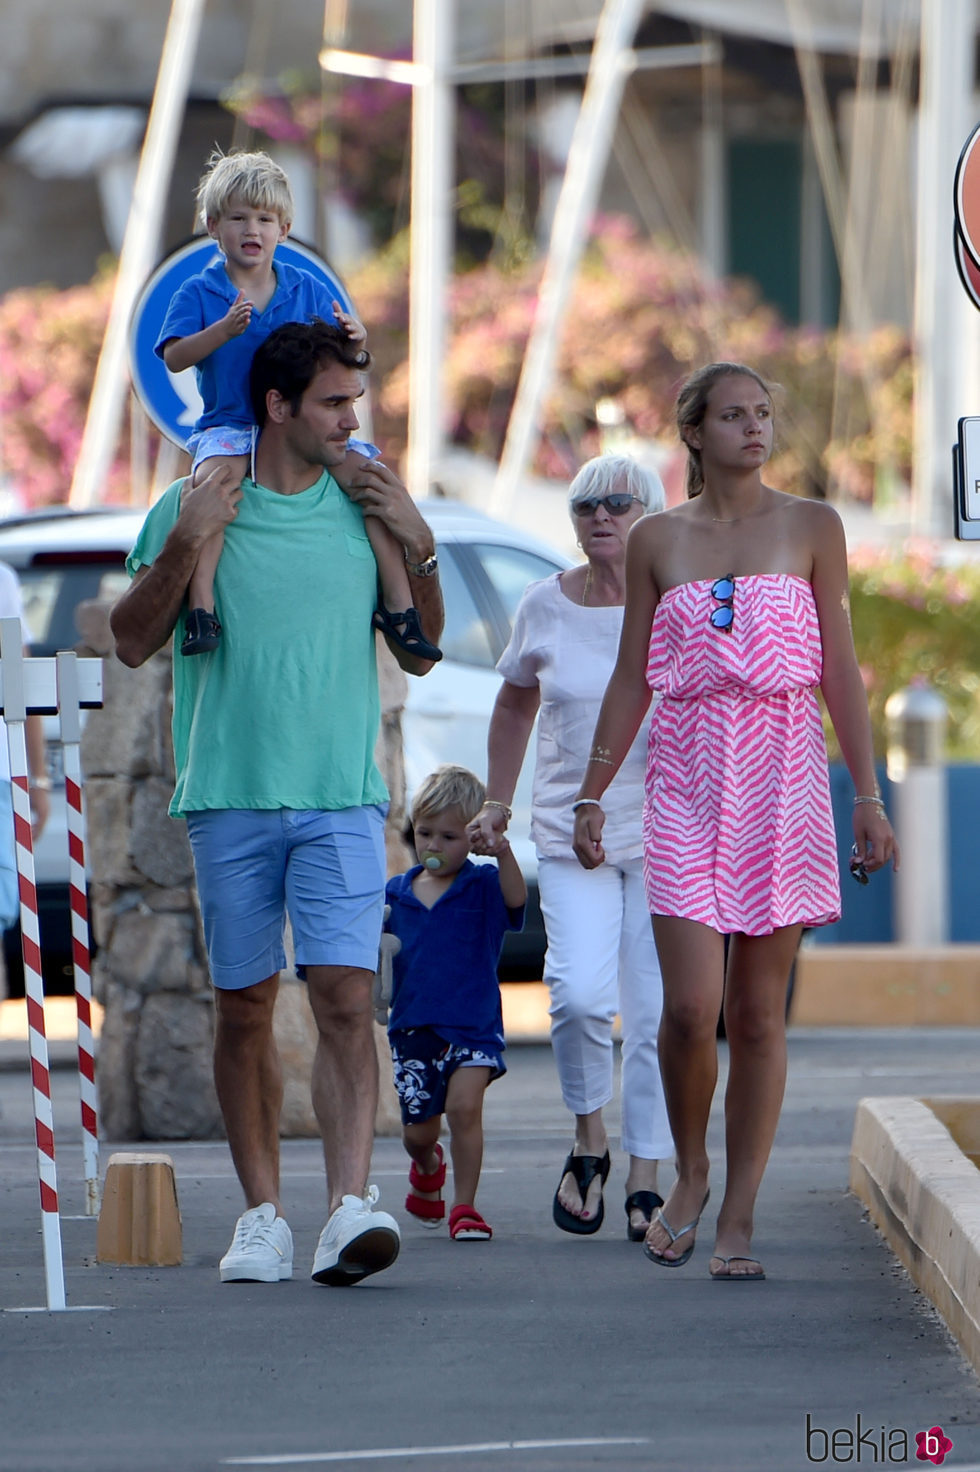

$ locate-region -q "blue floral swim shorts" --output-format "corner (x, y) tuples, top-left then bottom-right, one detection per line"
(388, 1025), (506, 1124)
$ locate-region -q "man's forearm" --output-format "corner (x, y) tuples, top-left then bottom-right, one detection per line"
(110, 524), (203, 667)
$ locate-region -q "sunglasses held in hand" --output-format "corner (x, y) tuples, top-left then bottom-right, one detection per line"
(849, 844), (870, 885)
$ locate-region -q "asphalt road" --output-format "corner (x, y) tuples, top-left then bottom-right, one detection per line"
(2, 1030), (980, 1472)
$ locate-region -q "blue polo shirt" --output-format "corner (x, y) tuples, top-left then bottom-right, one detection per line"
(385, 860), (525, 1050)
(154, 253), (343, 435)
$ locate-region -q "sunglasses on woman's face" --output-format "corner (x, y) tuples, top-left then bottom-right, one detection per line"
(709, 574), (735, 631)
(572, 494), (638, 517)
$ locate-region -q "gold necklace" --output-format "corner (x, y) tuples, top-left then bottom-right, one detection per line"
(582, 566), (593, 606)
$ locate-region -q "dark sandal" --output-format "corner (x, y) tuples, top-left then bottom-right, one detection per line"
(624, 1189), (664, 1242)
(181, 607), (222, 656)
(552, 1149), (611, 1235)
(372, 605), (443, 663)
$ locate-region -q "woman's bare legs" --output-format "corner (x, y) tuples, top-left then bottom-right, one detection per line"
(644, 916), (725, 1261)
(710, 925), (801, 1277)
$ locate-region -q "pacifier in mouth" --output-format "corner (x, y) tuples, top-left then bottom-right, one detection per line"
(422, 852), (447, 871)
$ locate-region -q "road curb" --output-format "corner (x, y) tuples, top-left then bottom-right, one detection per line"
(849, 1093), (980, 1375)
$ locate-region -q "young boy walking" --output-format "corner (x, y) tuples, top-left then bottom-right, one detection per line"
(384, 766), (525, 1241)
(155, 148), (438, 663)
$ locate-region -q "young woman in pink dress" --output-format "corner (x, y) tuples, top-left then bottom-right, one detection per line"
(572, 362), (899, 1281)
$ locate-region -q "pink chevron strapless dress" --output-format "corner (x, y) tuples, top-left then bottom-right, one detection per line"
(642, 574), (841, 934)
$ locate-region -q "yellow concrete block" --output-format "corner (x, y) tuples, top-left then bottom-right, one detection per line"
(793, 946), (980, 1026)
(849, 1096), (980, 1376)
(96, 1151), (182, 1267)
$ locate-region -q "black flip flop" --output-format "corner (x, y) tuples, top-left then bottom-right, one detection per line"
(552, 1149), (611, 1235)
(624, 1189), (664, 1242)
(372, 605), (443, 663)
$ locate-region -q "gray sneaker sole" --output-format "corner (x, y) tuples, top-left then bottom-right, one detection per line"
(311, 1225), (400, 1286)
(219, 1259), (293, 1283)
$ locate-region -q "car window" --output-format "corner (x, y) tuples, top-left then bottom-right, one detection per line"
(437, 547), (497, 668)
(468, 544), (565, 627)
(18, 564), (130, 655)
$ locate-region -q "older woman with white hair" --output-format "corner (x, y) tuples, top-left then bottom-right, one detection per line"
(468, 454), (674, 1239)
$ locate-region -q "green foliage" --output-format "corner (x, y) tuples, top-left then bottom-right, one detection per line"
(350, 217), (913, 499)
(0, 211), (912, 527)
(222, 73), (539, 260)
(0, 268), (137, 506)
(845, 546), (980, 760)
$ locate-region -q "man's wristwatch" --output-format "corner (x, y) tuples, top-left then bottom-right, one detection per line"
(405, 552), (439, 577)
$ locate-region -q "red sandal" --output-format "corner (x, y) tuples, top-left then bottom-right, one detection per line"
(449, 1204), (492, 1241)
(405, 1143), (446, 1228)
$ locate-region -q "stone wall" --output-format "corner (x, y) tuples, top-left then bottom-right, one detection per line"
(78, 601), (405, 1142)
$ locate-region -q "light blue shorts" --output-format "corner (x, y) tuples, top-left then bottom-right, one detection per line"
(185, 805), (388, 990)
(187, 425), (257, 474)
(187, 426), (381, 476)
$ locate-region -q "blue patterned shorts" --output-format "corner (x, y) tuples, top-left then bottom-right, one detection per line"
(187, 426), (380, 475)
(389, 1026), (506, 1124)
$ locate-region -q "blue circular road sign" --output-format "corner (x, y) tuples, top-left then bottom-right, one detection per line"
(128, 237), (354, 447)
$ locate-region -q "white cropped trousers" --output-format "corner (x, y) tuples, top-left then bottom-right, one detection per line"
(537, 856), (673, 1160)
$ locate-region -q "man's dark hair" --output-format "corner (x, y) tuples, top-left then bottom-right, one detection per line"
(249, 318), (371, 426)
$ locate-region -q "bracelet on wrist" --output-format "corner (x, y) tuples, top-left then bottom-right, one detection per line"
(482, 799), (512, 819)
(572, 798), (602, 813)
(854, 795), (887, 818)
(31, 775), (52, 792)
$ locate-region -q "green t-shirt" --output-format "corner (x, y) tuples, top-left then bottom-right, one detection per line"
(126, 472), (389, 816)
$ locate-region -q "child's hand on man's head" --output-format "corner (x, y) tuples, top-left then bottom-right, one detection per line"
(331, 300), (367, 344)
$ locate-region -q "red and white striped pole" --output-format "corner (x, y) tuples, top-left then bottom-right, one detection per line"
(1, 619), (66, 1311)
(57, 652), (99, 1215)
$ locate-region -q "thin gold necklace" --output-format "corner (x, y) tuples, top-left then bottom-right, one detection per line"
(709, 498), (767, 524)
(582, 566), (593, 606)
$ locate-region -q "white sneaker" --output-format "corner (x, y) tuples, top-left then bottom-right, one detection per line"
(311, 1185), (400, 1286)
(219, 1203), (293, 1283)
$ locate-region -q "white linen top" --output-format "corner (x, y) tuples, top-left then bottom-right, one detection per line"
(496, 571), (653, 864)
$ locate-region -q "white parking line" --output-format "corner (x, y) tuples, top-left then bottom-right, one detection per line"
(221, 1437), (650, 1466)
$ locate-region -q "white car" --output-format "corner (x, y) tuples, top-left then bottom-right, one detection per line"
(0, 500), (571, 991)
